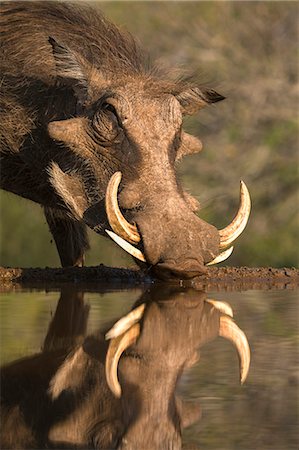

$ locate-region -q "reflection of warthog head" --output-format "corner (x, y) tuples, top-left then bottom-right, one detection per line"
(0, 2), (250, 278)
(0, 287), (250, 449)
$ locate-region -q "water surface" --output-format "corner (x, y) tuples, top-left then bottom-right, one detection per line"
(1, 285), (298, 449)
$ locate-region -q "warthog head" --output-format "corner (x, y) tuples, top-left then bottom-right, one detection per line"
(47, 33), (250, 279)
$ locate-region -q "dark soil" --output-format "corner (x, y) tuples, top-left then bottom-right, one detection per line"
(0, 265), (298, 292)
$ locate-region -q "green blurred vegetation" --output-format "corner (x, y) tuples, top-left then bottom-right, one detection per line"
(1, 1), (298, 268)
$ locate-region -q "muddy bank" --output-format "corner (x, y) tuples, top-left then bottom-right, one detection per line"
(192, 266), (299, 291)
(0, 265), (298, 292)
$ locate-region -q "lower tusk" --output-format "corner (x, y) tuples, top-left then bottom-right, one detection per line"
(105, 304), (146, 340)
(219, 315), (250, 384)
(207, 246), (234, 266)
(205, 299), (233, 318)
(105, 229), (146, 262)
(105, 323), (140, 398)
(219, 180), (251, 249)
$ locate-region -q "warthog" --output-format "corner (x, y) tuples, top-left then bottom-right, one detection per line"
(0, 287), (250, 449)
(0, 1), (250, 278)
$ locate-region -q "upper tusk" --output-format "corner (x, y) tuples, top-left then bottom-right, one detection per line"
(105, 303), (146, 340)
(106, 172), (141, 244)
(219, 181), (251, 249)
(207, 246), (234, 266)
(219, 315), (250, 384)
(105, 323), (141, 398)
(205, 299), (233, 318)
(105, 229), (146, 262)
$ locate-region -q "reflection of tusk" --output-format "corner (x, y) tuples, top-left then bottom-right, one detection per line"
(205, 299), (233, 318)
(219, 181), (251, 249)
(105, 229), (146, 262)
(105, 323), (140, 398)
(207, 246), (234, 266)
(106, 172), (141, 244)
(105, 304), (146, 340)
(219, 315), (250, 384)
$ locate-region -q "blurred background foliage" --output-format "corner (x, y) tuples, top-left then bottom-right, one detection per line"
(0, 1), (298, 268)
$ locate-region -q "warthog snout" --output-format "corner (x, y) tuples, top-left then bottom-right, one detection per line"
(134, 207), (220, 279)
(105, 172), (250, 279)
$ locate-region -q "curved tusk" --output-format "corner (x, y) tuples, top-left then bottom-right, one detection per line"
(219, 180), (251, 249)
(105, 229), (146, 262)
(207, 246), (234, 266)
(105, 323), (140, 398)
(106, 172), (141, 244)
(205, 299), (233, 318)
(219, 315), (250, 384)
(105, 304), (146, 340)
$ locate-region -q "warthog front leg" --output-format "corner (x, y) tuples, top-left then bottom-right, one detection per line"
(44, 207), (89, 267)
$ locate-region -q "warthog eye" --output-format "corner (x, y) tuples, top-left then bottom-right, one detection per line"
(102, 102), (117, 115)
(92, 102), (122, 142)
(101, 102), (122, 129)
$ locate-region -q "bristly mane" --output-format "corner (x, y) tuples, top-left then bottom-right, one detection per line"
(0, 1), (147, 82)
(1, 1), (206, 103)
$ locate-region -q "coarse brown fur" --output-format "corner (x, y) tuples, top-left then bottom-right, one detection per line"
(0, 1), (224, 277)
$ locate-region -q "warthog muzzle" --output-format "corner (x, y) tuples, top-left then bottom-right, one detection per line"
(105, 172), (251, 279)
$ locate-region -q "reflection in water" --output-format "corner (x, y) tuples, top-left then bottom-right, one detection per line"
(0, 287), (249, 449)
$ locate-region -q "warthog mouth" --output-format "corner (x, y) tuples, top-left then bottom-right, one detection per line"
(105, 171), (251, 271)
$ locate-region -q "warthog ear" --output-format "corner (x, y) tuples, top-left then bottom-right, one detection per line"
(176, 87), (225, 115)
(49, 37), (89, 106)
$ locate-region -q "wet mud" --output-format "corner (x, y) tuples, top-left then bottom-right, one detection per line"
(0, 265), (298, 292)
